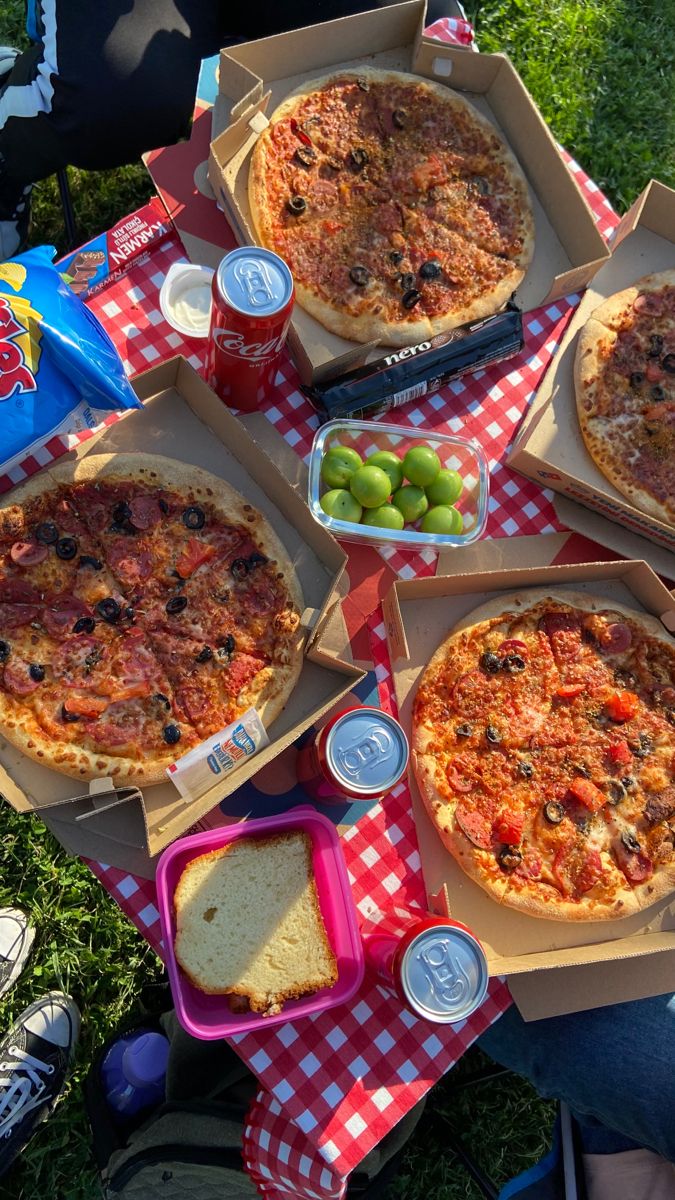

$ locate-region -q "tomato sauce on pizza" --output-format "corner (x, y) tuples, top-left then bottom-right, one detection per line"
(0, 455), (303, 786)
(574, 270), (675, 526)
(412, 591), (675, 921)
(249, 68), (534, 347)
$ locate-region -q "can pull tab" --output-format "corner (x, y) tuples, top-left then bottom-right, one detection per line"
(417, 939), (471, 1005)
(232, 257), (276, 308)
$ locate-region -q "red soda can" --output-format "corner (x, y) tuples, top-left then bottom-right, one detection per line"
(206, 247), (294, 413)
(361, 904), (489, 1023)
(296, 706), (409, 805)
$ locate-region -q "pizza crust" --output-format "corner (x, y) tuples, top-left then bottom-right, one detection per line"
(412, 588), (675, 922)
(249, 67), (534, 346)
(574, 271), (675, 526)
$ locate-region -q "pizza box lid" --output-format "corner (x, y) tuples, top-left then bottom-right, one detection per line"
(509, 178), (675, 557)
(203, 0), (608, 385)
(0, 357), (366, 873)
(382, 534), (675, 1020)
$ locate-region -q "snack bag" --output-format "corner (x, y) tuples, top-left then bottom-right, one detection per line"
(0, 245), (142, 481)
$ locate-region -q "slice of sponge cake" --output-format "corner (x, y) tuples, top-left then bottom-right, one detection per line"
(173, 830), (338, 1015)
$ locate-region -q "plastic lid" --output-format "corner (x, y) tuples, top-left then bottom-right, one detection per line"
(121, 1032), (170, 1088)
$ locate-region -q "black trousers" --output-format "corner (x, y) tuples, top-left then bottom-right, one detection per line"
(0, 0), (384, 188)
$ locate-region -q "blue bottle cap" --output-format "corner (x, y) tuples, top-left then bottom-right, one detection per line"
(216, 247), (293, 318)
(324, 709), (409, 797)
(122, 1032), (170, 1088)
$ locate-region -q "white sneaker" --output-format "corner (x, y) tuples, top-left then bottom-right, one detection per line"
(0, 909), (34, 999)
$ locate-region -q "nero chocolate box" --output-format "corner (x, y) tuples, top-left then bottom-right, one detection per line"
(58, 198), (173, 299)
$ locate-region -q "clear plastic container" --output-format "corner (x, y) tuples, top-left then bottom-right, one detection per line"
(156, 806), (364, 1039)
(307, 419), (489, 550)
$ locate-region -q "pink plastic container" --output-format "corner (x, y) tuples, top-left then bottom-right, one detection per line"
(156, 806), (365, 1039)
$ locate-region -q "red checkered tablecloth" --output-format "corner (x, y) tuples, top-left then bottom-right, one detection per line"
(12, 19), (621, 1200)
(83, 160), (619, 1200)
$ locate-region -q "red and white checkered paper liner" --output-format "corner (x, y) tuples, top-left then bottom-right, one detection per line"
(30, 19), (619, 1200)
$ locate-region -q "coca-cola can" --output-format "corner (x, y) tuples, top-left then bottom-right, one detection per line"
(361, 904), (489, 1023)
(206, 246), (294, 413)
(296, 706), (409, 805)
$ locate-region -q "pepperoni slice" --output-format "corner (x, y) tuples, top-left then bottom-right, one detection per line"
(454, 805), (492, 849)
(598, 622), (632, 655)
(0, 579), (40, 604)
(514, 849), (542, 880)
(0, 603), (39, 628)
(175, 682), (213, 724)
(41, 596), (92, 639)
(10, 541), (48, 567)
(553, 844), (604, 897)
(498, 639), (528, 655)
(128, 495), (163, 531)
(83, 699), (147, 747)
(52, 636), (105, 688)
(2, 659), (41, 696)
(645, 362), (664, 383)
(445, 763), (474, 793)
(105, 541), (153, 588)
(615, 844), (653, 884)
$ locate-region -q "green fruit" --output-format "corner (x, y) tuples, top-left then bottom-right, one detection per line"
(420, 505), (464, 535)
(320, 445), (363, 488)
(320, 488), (363, 523)
(392, 485), (429, 523)
(361, 504), (405, 530)
(365, 450), (403, 493)
(349, 464), (392, 508)
(402, 445), (441, 488)
(425, 468), (463, 506)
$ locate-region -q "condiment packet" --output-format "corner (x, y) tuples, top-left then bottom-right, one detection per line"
(166, 708), (269, 802)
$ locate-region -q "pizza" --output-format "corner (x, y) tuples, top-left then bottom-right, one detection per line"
(248, 67), (534, 346)
(574, 270), (675, 526)
(412, 590), (675, 921)
(0, 454), (304, 786)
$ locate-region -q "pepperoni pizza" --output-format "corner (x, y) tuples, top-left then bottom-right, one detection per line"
(412, 590), (675, 921)
(249, 68), (535, 347)
(0, 455), (303, 786)
(574, 270), (675, 526)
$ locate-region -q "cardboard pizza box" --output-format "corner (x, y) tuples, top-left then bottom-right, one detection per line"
(0, 357), (365, 872)
(509, 179), (675, 557)
(205, 0), (609, 385)
(383, 533), (675, 1019)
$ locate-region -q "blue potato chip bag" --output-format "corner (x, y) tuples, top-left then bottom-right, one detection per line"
(0, 245), (142, 475)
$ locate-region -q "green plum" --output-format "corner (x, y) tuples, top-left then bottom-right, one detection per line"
(420, 505), (464, 535)
(320, 445), (363, 488)
(365, 450), (403, 493)
(349, 464), (392, 508)
(320, 488), (363, 523)
(361, 504), (405, 530)
(425, 468), (463, 506)
(402, 445), (441, 488)
(392, 485), (429, 523)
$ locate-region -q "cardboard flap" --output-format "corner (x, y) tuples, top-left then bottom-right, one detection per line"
(382, 584), (409, 662)
(510, 945), (675, 1021)
(217, 49), (266, 117)
(553, 497), (675, 583)
(38, 782), (145, 824)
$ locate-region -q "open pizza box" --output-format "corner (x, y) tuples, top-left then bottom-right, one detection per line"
(205, 0), (609, 386)
(0, 357), (366, 878)
(509, 179), (675, 557)
(383, 532), (675, 1019)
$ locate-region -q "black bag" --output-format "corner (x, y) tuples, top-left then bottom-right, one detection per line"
(85, 1009), (426, 1200)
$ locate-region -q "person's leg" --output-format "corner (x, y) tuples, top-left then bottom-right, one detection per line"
(477, 992), (675, 1161)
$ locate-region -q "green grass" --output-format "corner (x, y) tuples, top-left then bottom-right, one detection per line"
(0, 1), (673, 1196)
